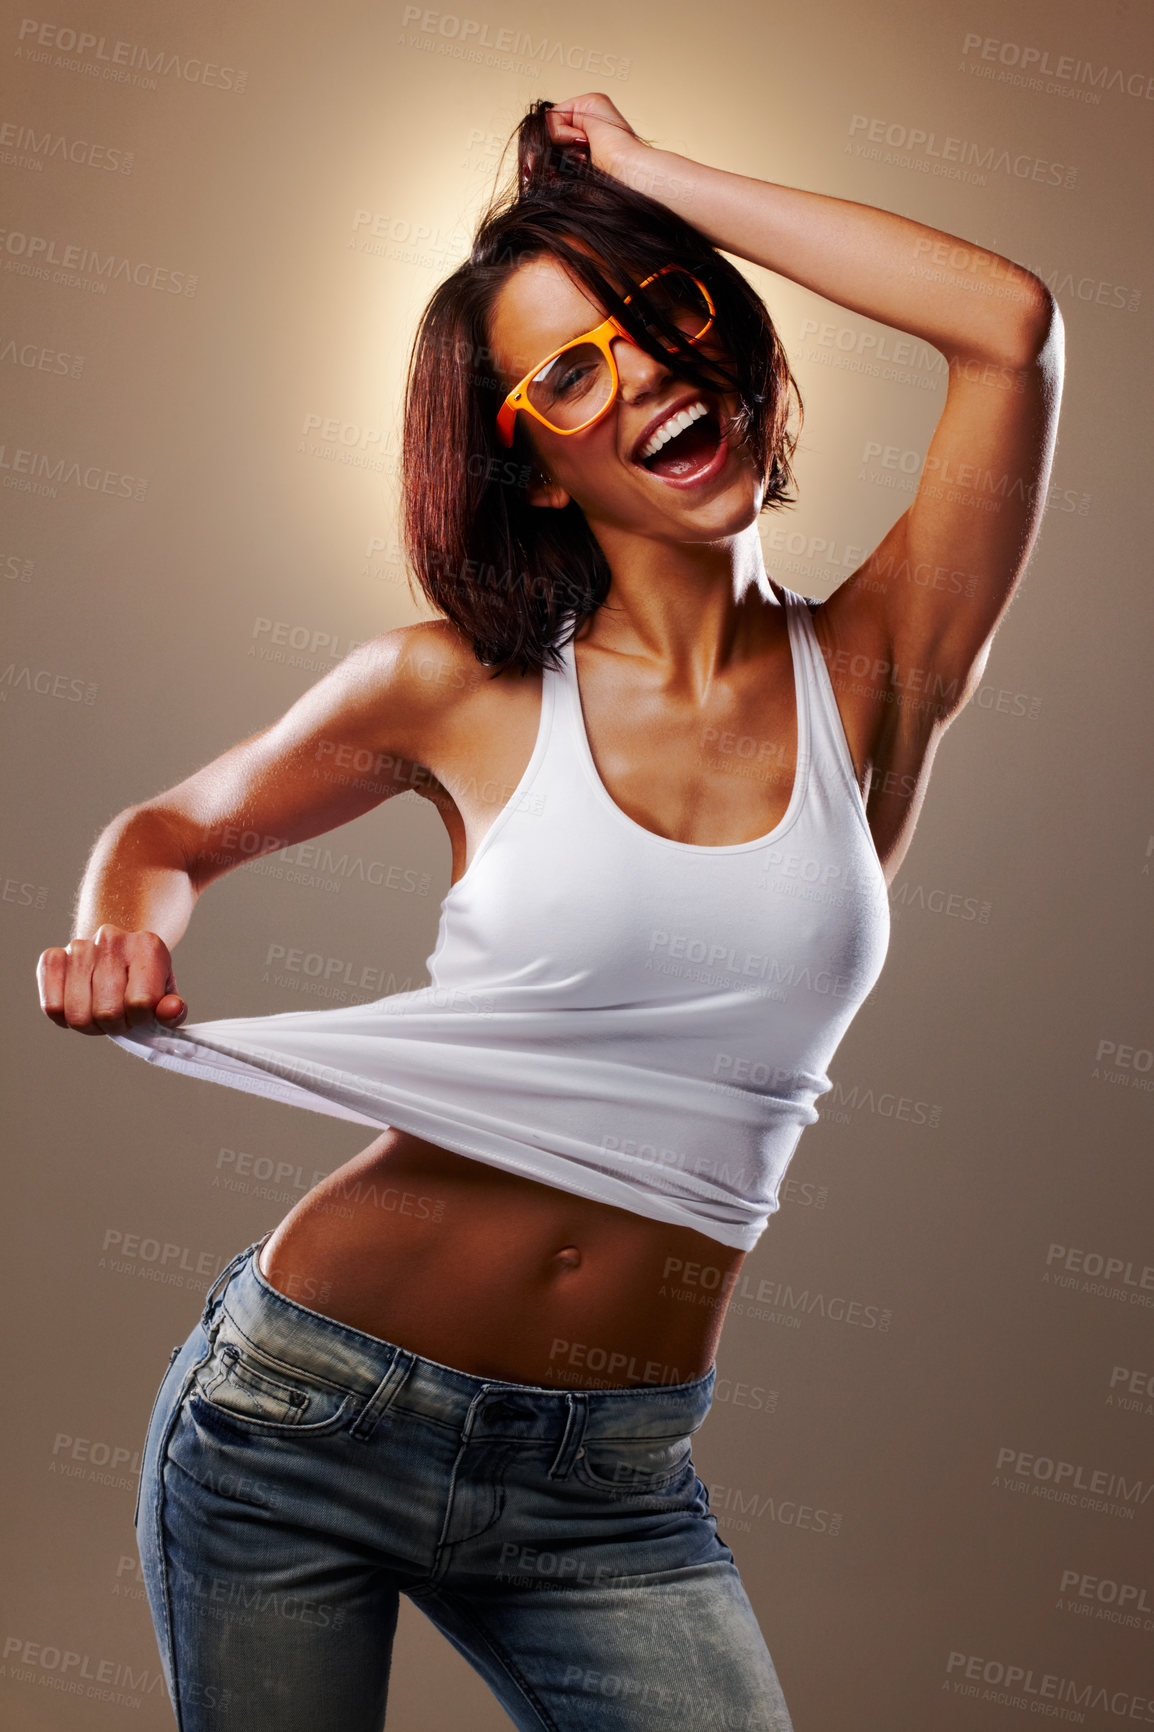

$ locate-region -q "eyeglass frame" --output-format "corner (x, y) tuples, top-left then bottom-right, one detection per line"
(494, 265), (717, 449)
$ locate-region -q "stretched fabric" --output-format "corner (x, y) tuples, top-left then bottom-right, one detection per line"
(112, 586), (890, 1251)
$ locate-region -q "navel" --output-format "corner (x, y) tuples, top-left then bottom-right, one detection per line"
(552, 1244), (582, 1271)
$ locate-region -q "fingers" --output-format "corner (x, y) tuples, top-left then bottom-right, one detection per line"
(124, 933), (181, 1030)
(89, 934), (132, 1035)
(546, 111), (589, 145)
(547, 93), (631, 139)
(54, 935), (99, 1034)
(36, 946), (70, 1028)
(36, 927), (185, 1037)
(543, 95), (642, 179)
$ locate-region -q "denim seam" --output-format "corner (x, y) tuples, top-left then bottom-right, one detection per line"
(585, 1426), (700, 1444)
(134, 1346), (182, 1529)
(216, 1312), (362, 1399)
(149, 1355), (213, 1731)
(431, 1434), (469, 1581)
(387, 1402), (461, 1435)
(350, 1352), (415, 1442)
(217, 1349), (299, 1410)
(547, 1365), (718, 1405)
(547, 1393), (587, 1479)
(429, 1412), (512, 1582)
(188, 1381), (362, 1443)
(200, 1238), (267, 1324)
(573, 1443), (696, 1497)
(469, 1445), (511, 1554)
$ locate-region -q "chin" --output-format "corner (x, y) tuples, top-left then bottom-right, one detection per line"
(689, 495), (763, 540)
(685, 464), (764, 530)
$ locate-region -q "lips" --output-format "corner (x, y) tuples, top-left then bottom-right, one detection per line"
(627, 403), (730, 494)
(628, 394), (713, 465)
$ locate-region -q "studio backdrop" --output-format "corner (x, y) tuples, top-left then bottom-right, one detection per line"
(2, 0), (1152, 1726)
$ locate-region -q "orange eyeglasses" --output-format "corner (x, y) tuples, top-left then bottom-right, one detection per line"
(495, 266), (716, 448)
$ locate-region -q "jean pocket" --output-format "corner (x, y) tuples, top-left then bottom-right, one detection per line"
(192, 1325), (359, 1437)
(573, 1431), (696, 1496)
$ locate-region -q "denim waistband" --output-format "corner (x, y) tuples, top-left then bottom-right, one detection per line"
(200, 1236), (717, 1445)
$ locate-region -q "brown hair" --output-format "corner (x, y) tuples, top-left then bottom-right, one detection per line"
(401, 101), (802, 673)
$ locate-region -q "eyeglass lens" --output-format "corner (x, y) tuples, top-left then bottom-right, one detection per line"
(526, 270), (712, 431)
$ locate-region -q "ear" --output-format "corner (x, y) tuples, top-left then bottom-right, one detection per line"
(526, 467), (571, 510)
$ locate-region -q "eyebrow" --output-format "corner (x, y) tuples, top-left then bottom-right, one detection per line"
(499, 265), (628, 383)
(530, 321), (598, 374)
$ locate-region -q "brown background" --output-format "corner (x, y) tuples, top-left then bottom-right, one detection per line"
(3, 0), (1152, 1725)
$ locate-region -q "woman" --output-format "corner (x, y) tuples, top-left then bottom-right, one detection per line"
(37, 95), (1062, 1731)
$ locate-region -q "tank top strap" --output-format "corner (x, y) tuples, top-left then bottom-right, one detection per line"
(542, 634), (590, 774)
(779, 586), (862, 799)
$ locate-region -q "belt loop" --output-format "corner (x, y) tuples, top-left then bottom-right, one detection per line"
(548, 1393), (588, 1479)
(350, 1350), (415, 1443)
(199, 1234), (267, 1331)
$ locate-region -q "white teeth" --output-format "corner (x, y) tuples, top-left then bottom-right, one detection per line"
(637, 399), (709, 461)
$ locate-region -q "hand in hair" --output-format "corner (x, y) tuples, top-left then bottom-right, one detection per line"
(542, 92), (650, 180)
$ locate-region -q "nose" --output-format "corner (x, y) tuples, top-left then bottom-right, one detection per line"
(610, 331), (676, 404)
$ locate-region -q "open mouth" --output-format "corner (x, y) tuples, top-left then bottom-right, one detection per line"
(634, 405), (727, 484)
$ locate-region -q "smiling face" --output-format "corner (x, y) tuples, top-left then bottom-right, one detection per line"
(486, 250), (766, 541)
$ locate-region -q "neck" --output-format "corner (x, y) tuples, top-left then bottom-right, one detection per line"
(578, 522), (780, 695)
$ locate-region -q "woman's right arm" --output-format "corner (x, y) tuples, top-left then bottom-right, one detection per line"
(36, 622), (475, 1038)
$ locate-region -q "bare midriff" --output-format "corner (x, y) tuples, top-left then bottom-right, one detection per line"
(257, 1128), (746, 1388)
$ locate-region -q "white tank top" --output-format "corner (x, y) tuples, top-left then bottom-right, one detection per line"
(111, 586), (890, 1251)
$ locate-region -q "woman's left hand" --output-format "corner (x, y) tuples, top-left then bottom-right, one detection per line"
(544, 93), (651, 184)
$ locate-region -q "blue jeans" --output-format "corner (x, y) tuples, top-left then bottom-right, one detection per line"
(135, 1235), (794, 1731)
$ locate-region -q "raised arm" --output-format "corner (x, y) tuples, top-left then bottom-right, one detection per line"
(543, 95), (1064, 870)
(36, 625), (465, 1037)
(546, 93), (1063, 686)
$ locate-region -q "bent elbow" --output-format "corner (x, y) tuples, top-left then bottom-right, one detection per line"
(117, 801), (207, 884)
(1003, 277), (1064, 373)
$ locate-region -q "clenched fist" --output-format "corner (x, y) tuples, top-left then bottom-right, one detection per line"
(37, 924), (187, 1037)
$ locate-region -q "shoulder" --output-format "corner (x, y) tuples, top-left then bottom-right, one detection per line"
(354, 619), (485, 687)
(344, 620), (498, 719)
(347, 619), (538, 763)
